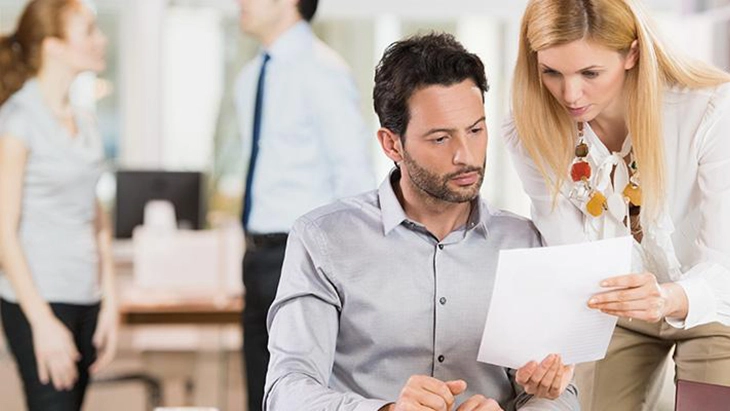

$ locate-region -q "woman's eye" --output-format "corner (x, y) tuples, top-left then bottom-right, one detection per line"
(582, 71), (599, 79)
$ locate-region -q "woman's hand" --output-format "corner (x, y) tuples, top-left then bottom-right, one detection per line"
(588, 272), (688, 322)
(31, 315), (80, 391)
(89, 299), (119, 374)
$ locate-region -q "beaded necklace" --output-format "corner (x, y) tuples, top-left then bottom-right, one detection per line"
(569, 122), (642, 223)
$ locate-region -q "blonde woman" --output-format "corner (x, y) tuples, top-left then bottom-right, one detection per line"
(504, 0), (730, 410)
(0, 1), (117, 410)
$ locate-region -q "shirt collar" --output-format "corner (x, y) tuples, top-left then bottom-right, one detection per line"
(261, 21), (312, 62)
(378, 168), (492, 237)
(582, 122), (633, 160)
(378, 169), (409, 235)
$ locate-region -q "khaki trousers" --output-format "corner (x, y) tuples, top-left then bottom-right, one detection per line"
(576, 318), (730, 411)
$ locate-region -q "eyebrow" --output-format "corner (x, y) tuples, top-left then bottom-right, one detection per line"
(540, 64), (603, 72)
(422, 116), (486, 138)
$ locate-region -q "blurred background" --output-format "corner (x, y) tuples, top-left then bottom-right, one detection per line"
(1, 0), (730, 410)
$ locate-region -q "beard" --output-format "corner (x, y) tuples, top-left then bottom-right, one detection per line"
(402, 149), (485, 203)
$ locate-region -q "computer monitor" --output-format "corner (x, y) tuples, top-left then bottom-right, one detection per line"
(114, 170), (205, 239)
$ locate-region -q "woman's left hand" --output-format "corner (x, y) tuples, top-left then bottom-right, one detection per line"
(588, 272), (688, 323)
(89, 299), (119, 374)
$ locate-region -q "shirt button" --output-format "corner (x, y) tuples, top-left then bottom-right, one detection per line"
(439, 297), (447, 305)
(438, 244), (444, 250)
(438, 355), (445, 363)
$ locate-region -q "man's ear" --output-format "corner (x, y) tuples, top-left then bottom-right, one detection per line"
(625, 39), (639, 70)
(377, 128), (404, 164)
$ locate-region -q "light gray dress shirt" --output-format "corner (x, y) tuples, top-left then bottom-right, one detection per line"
(265, 170), (580, 411)
(234, 22), (375, 234)
(0, 79), (104, 304)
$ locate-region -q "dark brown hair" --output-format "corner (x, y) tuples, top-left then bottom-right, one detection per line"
(373, 32), (489, 138)
(297, 0), (318, 22)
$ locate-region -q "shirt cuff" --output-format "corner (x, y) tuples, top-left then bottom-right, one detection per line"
(355, 400), (391, 411)
(667, 275), (717, 329)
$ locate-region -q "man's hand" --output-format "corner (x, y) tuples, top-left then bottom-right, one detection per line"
(389, 375), (467, 411)
(456, 395), (503, 410)
(515, 354), (573, 399)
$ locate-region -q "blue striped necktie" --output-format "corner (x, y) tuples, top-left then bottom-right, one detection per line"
(242, 53), (271, 230)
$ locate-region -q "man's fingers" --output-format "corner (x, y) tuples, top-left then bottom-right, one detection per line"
(456, 395), (502, 411)
(400, 375), (456, 411)
(547, 364), (567, 399)
(528, 355), (556, 387)
(446, 379), (467, 396)
(535, 357), (560, 397)
(515, 361), (537, 385)
(420, 377), (456, 408)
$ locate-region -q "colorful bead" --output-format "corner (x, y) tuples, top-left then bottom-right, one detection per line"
(586, 191), (607, 217)
(575, 142), (589, 158)
(623, 183), (642, 206)
(570, 161), (591, 182)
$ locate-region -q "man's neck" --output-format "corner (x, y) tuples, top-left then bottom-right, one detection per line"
(395, 176), (473, 242)
(258, 16), (303, 48)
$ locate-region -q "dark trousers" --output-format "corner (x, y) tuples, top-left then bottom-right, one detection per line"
(1, 299), (99, 411)
(242, 237), (286, 411)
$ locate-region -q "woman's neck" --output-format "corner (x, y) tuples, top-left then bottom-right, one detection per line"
(589, 99), (629, 153)
(35, 65), (76, 118)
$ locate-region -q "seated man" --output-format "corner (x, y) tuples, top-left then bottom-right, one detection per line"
(264, 33), (580, 411)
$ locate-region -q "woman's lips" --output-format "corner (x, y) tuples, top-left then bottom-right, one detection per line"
(567, 105), (590, 117)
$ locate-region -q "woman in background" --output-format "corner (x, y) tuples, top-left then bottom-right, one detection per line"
(0, 0), (118, 409)
(505, 0), (730, 410)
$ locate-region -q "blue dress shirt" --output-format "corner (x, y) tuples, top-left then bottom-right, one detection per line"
(234, 22), (375, 234)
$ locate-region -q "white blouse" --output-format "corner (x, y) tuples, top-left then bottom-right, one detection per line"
(504, 83), (730, 329)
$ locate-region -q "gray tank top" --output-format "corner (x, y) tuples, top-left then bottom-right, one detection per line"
(0, 79), (104, 304)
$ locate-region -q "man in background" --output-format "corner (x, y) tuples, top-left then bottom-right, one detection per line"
(234, 0), (375, 408)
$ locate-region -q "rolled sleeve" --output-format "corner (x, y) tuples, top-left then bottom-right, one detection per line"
(509, 369), (580, 410)
(669, 84), (730, 329)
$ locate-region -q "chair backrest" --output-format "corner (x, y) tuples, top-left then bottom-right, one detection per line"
(675, 379), (730, 411)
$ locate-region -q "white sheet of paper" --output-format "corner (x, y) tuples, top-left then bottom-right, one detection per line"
(477, 236), (632, 369)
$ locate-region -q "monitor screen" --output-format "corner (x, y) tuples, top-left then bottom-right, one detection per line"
(114, 170), (205, 238)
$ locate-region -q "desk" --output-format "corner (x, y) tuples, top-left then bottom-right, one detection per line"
(111, 294), (244, 410)
(119, 296), (243, 325)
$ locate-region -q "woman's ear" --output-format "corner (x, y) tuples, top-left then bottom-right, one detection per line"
(377, 128), (404, 164)
(625, 39), (639, 70)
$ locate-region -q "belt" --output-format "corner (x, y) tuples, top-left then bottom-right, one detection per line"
(245, 233), (288, 249)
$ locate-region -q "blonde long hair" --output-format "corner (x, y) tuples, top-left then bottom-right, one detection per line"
(512, 0), (730, 219)
(0, 0), (80, 106)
